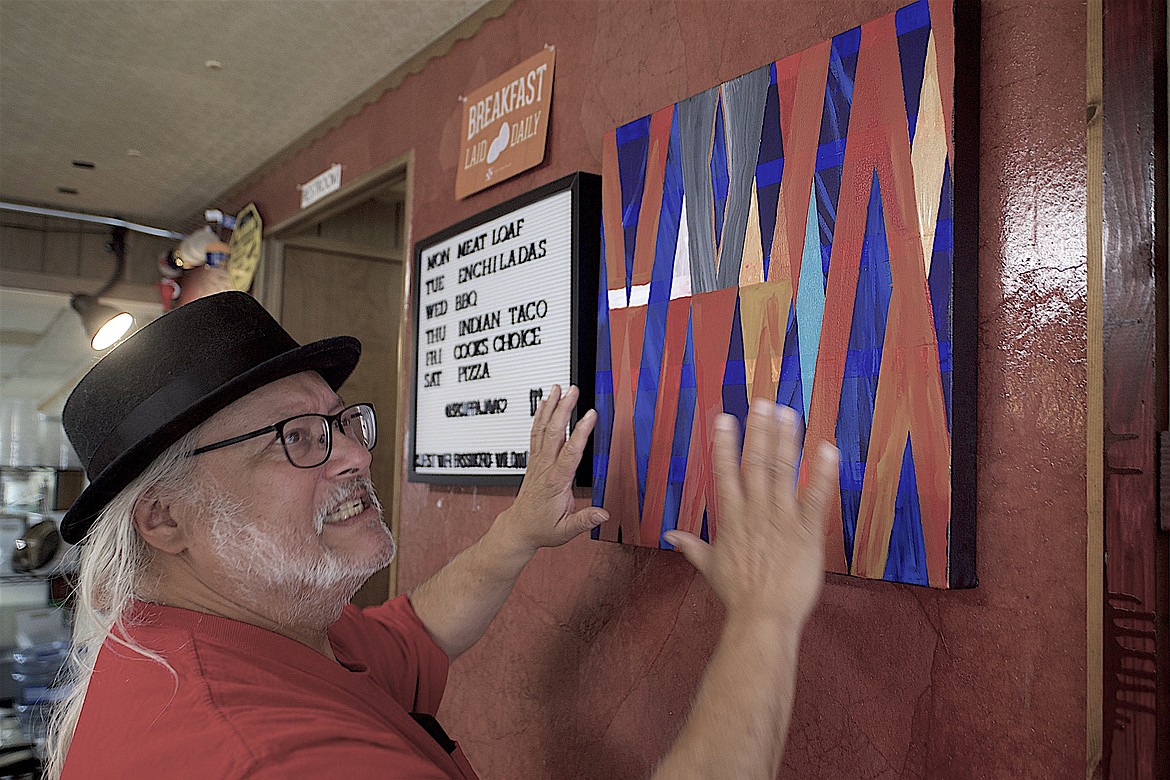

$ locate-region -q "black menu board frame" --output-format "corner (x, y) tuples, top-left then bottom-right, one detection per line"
(408, 172), (600, 486)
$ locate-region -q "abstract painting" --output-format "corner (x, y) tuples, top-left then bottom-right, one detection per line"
(591, 0), (977, 588)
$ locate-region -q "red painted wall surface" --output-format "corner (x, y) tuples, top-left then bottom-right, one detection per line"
(231, 1), (1088, 776)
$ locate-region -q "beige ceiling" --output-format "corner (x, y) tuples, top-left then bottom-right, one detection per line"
(0, 0), (492, 231)
(0, 0), (494, 441)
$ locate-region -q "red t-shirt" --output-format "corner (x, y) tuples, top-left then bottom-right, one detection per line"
(62, 596), (480, 779)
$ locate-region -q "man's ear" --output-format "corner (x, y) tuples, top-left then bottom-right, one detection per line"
(132, 489), (188, 555)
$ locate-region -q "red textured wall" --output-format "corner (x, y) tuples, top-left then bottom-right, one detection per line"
(232, 1), (1088, 777)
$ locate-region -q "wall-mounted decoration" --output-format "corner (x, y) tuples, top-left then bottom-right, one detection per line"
(411, 172), (600, 485)
(592, 0), (978, 588)
(228, 203), (262, 292)
(456, 47), (556, 200)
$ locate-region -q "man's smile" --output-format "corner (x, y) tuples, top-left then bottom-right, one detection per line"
(323, 495), (367, 525)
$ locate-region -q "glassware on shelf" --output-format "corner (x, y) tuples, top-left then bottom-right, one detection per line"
(11, 640), (69, 746)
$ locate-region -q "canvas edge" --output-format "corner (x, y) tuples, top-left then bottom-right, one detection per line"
(947, 0), (981, 589)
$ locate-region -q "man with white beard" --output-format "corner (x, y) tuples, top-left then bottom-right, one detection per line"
(48, 291), (837, 780)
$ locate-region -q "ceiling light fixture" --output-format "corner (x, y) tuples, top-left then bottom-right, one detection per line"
(70, 226), (135, 351)
(72, 297), (133, 350)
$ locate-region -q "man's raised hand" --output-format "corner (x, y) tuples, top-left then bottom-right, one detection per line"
(664, 400), (838, 631)
(499, 384), (608, 554)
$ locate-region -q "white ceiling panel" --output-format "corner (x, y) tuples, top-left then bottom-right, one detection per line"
(0, 0), (492, 231)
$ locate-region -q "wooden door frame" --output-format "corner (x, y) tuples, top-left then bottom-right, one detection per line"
(259, 151), (414, 600)
(1092, 0), (1168, 777)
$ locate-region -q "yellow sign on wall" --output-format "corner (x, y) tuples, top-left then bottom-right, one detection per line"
(229, 203), (263, 292)
(456, 48), (555, 200)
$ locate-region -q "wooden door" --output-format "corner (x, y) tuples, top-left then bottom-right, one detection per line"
(280, 244), (403, 606)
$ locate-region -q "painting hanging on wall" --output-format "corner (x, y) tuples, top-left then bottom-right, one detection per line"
(592, 0), (978, 588)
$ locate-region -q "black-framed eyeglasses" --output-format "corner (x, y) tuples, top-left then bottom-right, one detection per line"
(189, 403), (377, 469)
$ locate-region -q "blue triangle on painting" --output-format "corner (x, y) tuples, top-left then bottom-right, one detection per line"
(756, 61), (784, 281)
(883, 434), (929, 585)
(722, 294), (750, 428)
(661, 307), (698, 542)
(592, 225), (614, 539)
(838, 168), (892, 568)
(814, 28), (859, 279)
(615, 115), (652, 295)
(776, 301), (804, 419)
(896, 0), (932, 144)
(649, 105), (686, 305)
(929, 157), (954, 432)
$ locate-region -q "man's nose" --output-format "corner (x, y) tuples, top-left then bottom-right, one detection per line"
(326, 427), (372, 475)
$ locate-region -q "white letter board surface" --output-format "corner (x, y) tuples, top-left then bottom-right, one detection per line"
(409, 172), (600, 485)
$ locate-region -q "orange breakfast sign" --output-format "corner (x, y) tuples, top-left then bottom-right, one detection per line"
(456, 48), (555, 200)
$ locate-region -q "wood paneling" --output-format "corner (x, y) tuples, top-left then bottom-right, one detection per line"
(1100, 0), (1168, 775)
(42, 228), (82, 278)
(0, 214), (171, 292)
(280, 245), (403, 608)
(0, 214), (46, 272)
(309, 198), (404, 253)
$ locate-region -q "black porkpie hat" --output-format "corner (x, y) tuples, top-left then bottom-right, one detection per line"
(60, 291), (361, 545)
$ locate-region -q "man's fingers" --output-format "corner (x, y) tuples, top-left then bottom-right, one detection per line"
(570, 506), (608, 536)
(712, 413), (744, 518)
(771, 405), (799, 512)
(529, 384), (562, 459)
(556, 407), (596, 475)
(543, 384), (578, 453)
(663, 531), (714, 578)
(741, 400), (777, 502)
(799, 440), (839, 535)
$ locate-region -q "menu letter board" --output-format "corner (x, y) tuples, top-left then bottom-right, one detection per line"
(410, 173), (600, 485)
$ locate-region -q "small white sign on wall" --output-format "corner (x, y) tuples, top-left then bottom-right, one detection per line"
(299, 163), (342, 209)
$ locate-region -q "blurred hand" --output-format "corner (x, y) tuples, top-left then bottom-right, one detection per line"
(665, 400), (838, 629)
(498, 385), (608, 554)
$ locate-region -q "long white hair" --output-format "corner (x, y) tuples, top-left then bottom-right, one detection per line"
(43, 429), (203, 780)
